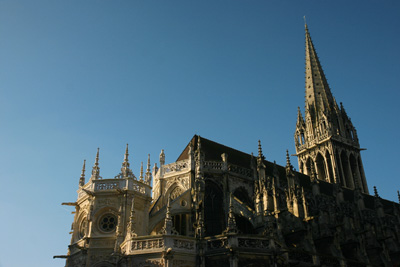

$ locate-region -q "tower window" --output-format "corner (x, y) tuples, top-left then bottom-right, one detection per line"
(79, 220), (87, 239)
(99, 214), (118, 232)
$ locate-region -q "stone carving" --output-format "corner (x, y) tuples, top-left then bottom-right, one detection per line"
(131, 239), (164, 250)
(173, 239), (195, 250)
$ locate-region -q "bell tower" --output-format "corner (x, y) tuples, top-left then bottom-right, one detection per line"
(294, 23), (369, 194)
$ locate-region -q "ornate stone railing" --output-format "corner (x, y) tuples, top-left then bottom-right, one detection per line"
(95, 181), (119, 190)
(127, 235), (196, 255)
(238, 237), (269, 249)
(172, 237), (195, 251)
(228, 164), (253, 178)
(203, 161), (224, 170)
(206, 236), (271, 252)
(163, 160), (189, 174)
(83, 179), (149, 195)
(131, 238), (164, 251)
(207, 237), (228, 250)
(94, 179), (124, 191)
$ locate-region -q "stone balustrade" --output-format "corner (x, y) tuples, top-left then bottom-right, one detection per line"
(203, 161), (224, 170)
(127, 235), (196, 255)
(163, 160), (189, 174)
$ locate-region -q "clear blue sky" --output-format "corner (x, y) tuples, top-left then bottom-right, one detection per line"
(0, 1), (399, 266)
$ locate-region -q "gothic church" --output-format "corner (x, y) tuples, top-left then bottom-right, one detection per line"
(55, 24), (400, 267)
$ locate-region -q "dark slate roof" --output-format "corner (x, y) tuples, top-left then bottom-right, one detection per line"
(175, 135), (399, 210)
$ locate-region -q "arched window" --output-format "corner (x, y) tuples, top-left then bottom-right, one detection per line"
(305, 157), (314, 176)
(301, 131), (305, 144)
(170, 186), (183, 200)
(341, 151), (353, 189)
(325, 150), (334, 183)
(315, 153), (327, 181)
(204, 181), (225, 236)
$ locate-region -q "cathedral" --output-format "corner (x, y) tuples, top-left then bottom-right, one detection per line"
(55, 24), (400, 267)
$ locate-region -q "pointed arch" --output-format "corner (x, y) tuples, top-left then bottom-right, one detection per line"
(325, 150), (334, 183)
(305, 157), (314, 176)
(349, 154), (361, 190)
(340, 151), (354, 189)
(358, 156), (368, 193)
(299, 160), (304, 173)
(315, 153), (327, 181)
(204, 180), (225, 236)
(336, 149), (345, 186)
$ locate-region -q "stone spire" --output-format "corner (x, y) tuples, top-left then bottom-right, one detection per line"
(286, 150), (291, 169)
(224, 194), (238, 234)
(258, 140), (264, 159)
(121, 144), (132, 178)
(91, 148), (100, 180)
(373, 186), (380, 198)
(139, 162), (144, 182)
(79, 160), (86, 186)
(160, 197), (178, 235)
(125, 197), (137, 240)
(304, 22), (336, 117)
(145, 154), (152, 184)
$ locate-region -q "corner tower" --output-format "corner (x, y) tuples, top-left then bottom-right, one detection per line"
(294, 23), (369, 194)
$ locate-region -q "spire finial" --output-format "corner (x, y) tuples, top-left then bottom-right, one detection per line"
(124, 143), (129, 164)
(224, 193), (238, 234)
(373, 186), (379, 198)
(79, 159), (86, 186)
(304, 16), (307, 28)
(91, 148), (100, 180)
(139, 162), (144, 182)
(258, 140), (263, 159)
(286, 150), (291, 168)
(121, 144), (132, 178)
(145, 154), (152, 184)
(125, 196), (137, 240)
(159, 196), (178, 235)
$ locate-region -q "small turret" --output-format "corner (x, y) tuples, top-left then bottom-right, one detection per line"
(159, 149), (165, 167)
